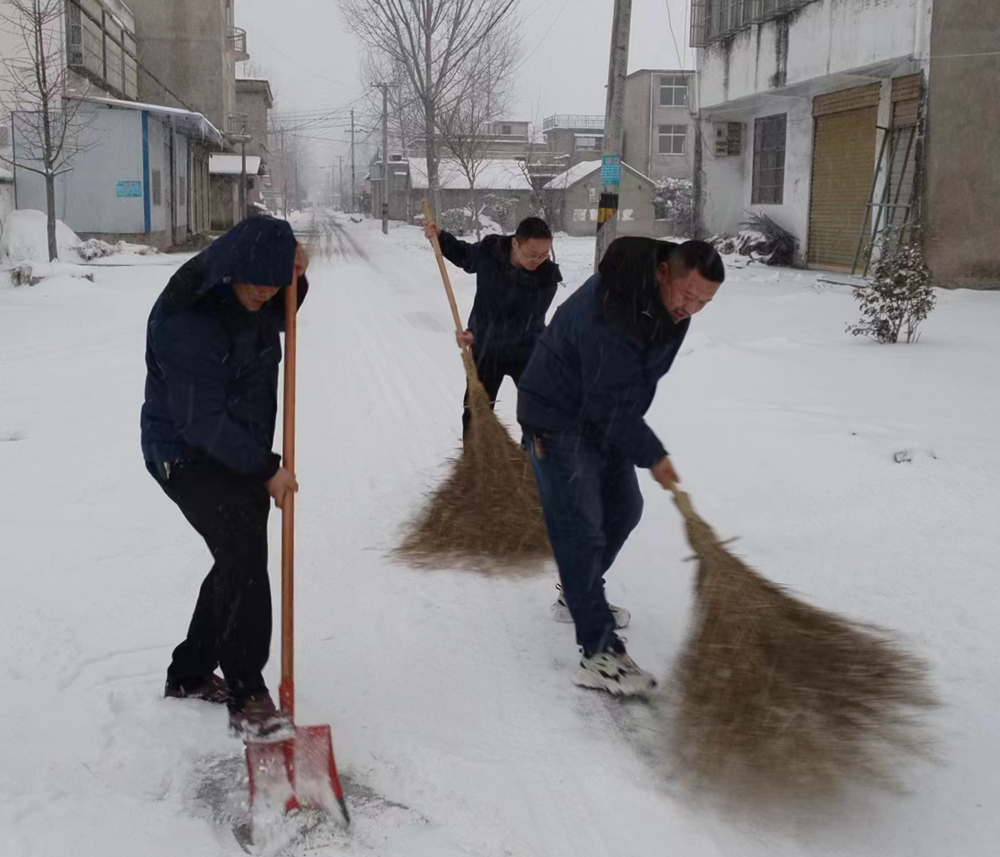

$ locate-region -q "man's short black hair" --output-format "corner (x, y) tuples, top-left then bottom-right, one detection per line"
(658, 239), (726, 284)
(514, 217), (552, 241)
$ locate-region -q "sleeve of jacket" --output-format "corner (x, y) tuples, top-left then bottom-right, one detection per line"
(437, 230), (480, 274)
(263, 274), (309, 332)
(154, 312), (281, 480)
(578, 327), (668, 469)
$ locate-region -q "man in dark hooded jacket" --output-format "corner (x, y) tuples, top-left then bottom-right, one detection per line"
(141, 217), (308, 738)
(424, 216), (562, 437)
(518, 237), (725, 698)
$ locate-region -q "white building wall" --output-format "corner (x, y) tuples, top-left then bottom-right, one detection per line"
(700, 0), (924, 109)
(13, 105), (147, 234)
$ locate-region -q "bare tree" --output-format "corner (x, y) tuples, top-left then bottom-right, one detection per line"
(339, 0), (519, 215)
(435, 27), (519, 238)
(0, 0), (96, 261)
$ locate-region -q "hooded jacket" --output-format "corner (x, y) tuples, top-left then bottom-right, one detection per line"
(140, 217), (307, 480)
(517, 262), (689, 470)
(438, 231), (562, 363)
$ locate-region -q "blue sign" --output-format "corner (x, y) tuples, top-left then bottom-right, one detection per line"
(600, 154), (622, 186)
(117, 180), (142, 198)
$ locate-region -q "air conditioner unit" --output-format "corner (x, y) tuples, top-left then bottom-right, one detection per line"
(714, 122), (744, 157)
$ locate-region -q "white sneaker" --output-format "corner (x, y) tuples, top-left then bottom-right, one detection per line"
(572, 644), (657, 698)
(551, 586), (631, 629)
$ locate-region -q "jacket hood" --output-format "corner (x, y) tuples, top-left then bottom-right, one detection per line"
(155, 217), (299, 317)
(201, 217), (298, 290)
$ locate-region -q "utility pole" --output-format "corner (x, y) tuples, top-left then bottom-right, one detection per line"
(376, 83), (389, 234)
(594, 0), (632, 270)
(338, 156), (344, 210)
(350, 108), (356, 213)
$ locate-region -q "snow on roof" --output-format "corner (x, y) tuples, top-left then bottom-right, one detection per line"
(66, 95), (226, 148)
(0, 168), (13, 182)
(210, 155), (263, 176)
(543, 160), (653, 190)
(408, 158), (532, 191)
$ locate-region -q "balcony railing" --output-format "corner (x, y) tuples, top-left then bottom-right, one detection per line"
(228, 26), (249, 61)
(543, 114), (605, 132)
(228, 112), (250, 137)
(691, 0), (816, 47)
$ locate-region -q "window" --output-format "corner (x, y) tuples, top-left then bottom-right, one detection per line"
(66, 0), (138, 99)
(658, 124), (687, 155)
(179, 177), (186, 208)
(0, 125), (9, 148)
(152, 170), (162, 206)
(588, 187), (597, 204)
(751, 113), (787, 205)
(659, 75), (688, 107)
(501, 124), (512, 136)
(575, 135), (601, 152)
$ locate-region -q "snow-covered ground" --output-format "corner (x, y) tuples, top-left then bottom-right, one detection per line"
(1, 215), (998, 856)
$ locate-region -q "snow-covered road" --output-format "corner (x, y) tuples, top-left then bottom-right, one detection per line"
(1, 214), (998, 856)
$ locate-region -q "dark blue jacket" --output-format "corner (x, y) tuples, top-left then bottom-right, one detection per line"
(438, 230), (562, 363)
(140, 218), (307, 480)
(517, 273), (689, 469)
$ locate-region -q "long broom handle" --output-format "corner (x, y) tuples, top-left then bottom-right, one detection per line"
(280, 277), (298, 716)
(422, 199), (465, 335)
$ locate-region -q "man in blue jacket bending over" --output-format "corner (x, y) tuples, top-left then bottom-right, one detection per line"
(424, 217), (562, 438)
(518, 236), (725, 697)
(141, 217), (308, 738)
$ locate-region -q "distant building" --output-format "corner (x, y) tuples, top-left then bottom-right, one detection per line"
(543, 161), (656, 238)
(622, 69), (696, 183)
(410, 119), (533, 160)
(692, 0), (1000, 286)
(541, 115), (605, 169)
(3, 0), (225, 247)
(210, 153), (263, 231)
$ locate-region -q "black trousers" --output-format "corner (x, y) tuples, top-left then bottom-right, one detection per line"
(148, 460), (272, 702)
(463, 351), (528, 438)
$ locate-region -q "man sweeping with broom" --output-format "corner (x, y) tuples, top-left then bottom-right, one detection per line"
(424, 216), (562, 438)
(141, 217), (309, 737)
(518, 236), (725, 696)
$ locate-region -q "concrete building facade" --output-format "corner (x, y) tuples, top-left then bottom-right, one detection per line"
(692, 0), (998, 287)
(622, 69), (697, 182)
(544, 161), (656, 238)
(13, 96), (224, 247)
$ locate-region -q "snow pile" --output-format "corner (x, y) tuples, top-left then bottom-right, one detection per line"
(0, 209), (80, 263)
(77, 238), (159, 261)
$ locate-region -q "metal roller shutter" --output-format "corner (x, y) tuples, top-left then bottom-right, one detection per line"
(807, 105), (878, 270)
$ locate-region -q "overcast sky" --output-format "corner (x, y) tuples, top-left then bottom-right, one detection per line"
(236, 0), (693, 180)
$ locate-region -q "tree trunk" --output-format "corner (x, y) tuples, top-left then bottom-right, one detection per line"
(469, 185), (481, 240)
(45, 173), (57, 261)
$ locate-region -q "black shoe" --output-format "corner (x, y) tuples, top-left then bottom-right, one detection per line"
(164, 673), (228, 705)
(228, 692), (293, 741)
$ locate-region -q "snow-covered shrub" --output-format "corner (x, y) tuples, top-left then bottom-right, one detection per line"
(709, 213), (799, 267)
(483, 194), (519, 231)
(654, 178), (693, 223)
(440, 207), (473, 236)
(76, 239), (118, 261)
(847, 238), (936, 344)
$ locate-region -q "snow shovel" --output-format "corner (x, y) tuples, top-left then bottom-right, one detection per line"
(245, 277), (350, 828)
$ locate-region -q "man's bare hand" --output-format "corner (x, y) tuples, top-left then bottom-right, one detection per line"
(424, 220), (440, 240)
(266, 466), (299, 509)
(651, 456), (681, 490)
(294, 244), (310, 281)
(456, 329), (474, 348)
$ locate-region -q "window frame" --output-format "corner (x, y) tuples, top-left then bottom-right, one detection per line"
(658, 124), (688, 156)
(659, 75), (688, 107)
(751, 112), (787, 205)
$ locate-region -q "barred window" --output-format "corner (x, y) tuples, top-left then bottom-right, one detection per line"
(751, 113), (786, 205)
(658, 124), (688, 155)
(659, 75), (688, 107)
(152, 170), (162, 206)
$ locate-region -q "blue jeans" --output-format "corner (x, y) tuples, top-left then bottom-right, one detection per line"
(527, 431), (644, 655)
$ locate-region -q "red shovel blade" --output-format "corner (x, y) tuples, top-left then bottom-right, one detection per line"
(245, 725), (349, 827)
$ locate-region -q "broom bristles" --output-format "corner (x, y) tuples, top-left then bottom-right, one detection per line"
(666, 488), (937, 799)
(396, 366), (550, 571)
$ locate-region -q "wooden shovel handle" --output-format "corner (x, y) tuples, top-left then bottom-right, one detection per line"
(281, 278), (297, 711)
